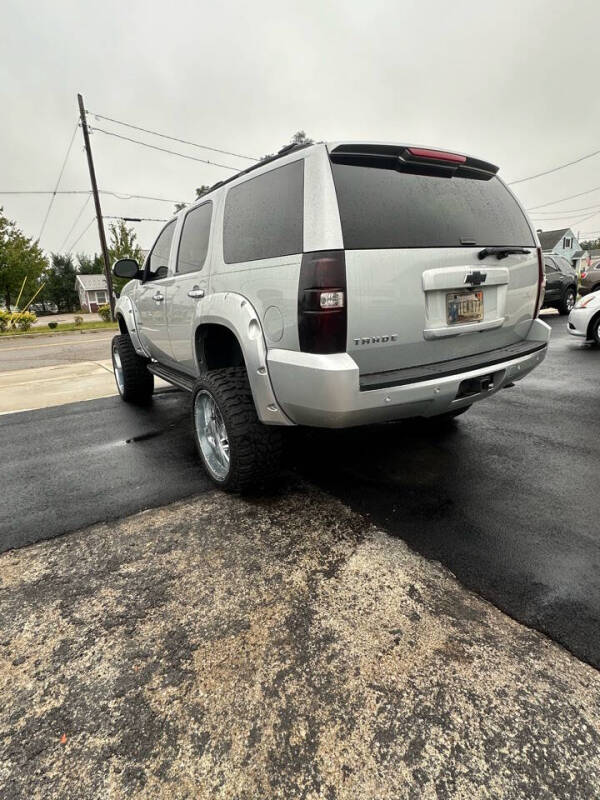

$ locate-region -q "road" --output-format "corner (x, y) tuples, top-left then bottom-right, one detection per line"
(2, 315), (600, 668)
(0, 330), (112, 371)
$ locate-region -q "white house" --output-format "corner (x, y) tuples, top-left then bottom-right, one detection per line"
(75, 274), (109, 312)
(536, 228), (586, 273)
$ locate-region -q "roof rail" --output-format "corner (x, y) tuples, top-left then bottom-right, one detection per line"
(204, 141), (313, 196)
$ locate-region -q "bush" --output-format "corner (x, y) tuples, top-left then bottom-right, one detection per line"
(74, 315), (83, 326)
(0, 311), (37, 332)
(48, 321), (58, 329)
(15, 312), (37, 331)
(98, 304), (111, 322)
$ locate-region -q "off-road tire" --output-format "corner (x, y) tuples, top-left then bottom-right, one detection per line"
(111, 334), (154, 404)
(191, 367), (283, 492)
(557, 286), (576, 316)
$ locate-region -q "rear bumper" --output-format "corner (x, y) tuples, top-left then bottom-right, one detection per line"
(267, 319), (550, 428)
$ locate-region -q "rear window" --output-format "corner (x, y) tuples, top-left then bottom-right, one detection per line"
(330, 162), (535, 249)
(223, 160), (304, 263)
(555, 255), (574, 273)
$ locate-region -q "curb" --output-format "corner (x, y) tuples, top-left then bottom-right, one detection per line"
(0, 327), (118, 341)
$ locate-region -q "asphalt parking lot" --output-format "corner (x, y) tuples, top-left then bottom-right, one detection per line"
(1, 315), (599, 671)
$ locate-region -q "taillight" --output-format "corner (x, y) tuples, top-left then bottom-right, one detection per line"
(298, 250), (347, 353)
(581, 271), (587, 279)
(534, 246), (545, 317)
(407, 147), (466, 164)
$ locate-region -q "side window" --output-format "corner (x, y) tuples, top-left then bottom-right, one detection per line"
(176, 202), (213, 274)
(147, 220), (176, 278)
(544, 257), (558, 274)
(223, 160), (304, 264)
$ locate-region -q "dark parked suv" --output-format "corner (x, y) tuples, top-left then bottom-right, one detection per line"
(542, 254), (577, 315)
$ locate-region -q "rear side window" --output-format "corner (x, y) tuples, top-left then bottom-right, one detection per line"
(223, 160), (304, 263)
(330, 163), (535, 249)
(177, 202), (212, 274)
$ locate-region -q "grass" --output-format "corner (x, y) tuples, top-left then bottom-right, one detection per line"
(0, 320), (119, 337)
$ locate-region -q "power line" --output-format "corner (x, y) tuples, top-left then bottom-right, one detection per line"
(99, 190), (185, 204)
(89, 126), (240, 170)
(59, 194), (91, 251)
(527, 185), (600, 210)
(0, 188), (186, 203)
(67, 217), (96, 253)
(530, 208), (600, 220)
(508, 147), (600, 185)
(90, 111), (258, 162)
(0, 189), (90, 195)
(530, 203), (600, 215)
(103, 215), (167, 222)
(37, 122), (79, 242)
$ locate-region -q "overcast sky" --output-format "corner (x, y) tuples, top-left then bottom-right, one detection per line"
(2, 0), (599, 257)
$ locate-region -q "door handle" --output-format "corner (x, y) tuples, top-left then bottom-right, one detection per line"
(152, 292), (164, 302)
(188, 287), (205, 299)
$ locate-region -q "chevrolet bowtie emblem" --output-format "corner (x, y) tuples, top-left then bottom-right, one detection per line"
(465, 270), (487, 286)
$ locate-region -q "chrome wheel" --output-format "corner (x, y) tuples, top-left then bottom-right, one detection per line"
(194, 390), (230, 481)
(566, 291), (575, 311)
(112, 345), (124, 395)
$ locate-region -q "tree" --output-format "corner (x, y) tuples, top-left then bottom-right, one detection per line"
(173, 185), (211, 216)
(44, 253), (79, 311)
(0, 207), (47, 310)
(291, 130), (313, 145)
(108, 220), (143, 294)
(259, 130), (314, 161)
(76, 252), (104, 274)
(581, 238), (600, 251)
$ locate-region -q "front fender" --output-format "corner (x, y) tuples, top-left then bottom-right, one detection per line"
(115, 294), (150, 358)
(195, 292), (295, 426)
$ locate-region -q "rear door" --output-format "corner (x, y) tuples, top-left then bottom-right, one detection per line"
(328, 146), (538, 375)
(166, 200), (213, 374)
(543, 257), (562, 301)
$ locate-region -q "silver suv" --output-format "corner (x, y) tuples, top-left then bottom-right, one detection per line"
(112, 141), (550, 490)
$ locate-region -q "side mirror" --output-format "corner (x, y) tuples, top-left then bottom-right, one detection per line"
(113, 258), (142, 279)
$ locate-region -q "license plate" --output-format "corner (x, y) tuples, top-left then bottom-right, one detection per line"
(446, 290), (483, 325)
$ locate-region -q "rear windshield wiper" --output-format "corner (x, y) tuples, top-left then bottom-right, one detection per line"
(478, 247), (531, 260)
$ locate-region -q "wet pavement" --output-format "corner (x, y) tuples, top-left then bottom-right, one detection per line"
(1, 315), (599, 671)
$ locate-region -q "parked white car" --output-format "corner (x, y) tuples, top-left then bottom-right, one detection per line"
(568, 291), (600, 344)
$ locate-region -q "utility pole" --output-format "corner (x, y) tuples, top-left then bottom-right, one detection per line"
(77, 93), (115, 321)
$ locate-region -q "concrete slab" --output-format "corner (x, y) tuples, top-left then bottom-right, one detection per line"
(0, 360), (168, 414)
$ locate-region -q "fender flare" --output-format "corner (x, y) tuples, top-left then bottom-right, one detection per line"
(194, 292), (294, 426)
(115, 295), (150, 358)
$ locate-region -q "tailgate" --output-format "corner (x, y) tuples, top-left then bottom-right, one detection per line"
(328, 143), (538, 375)
(345, 247), (538, 374)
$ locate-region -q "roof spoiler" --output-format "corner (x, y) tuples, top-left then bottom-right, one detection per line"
(329, 143), (499, 180)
